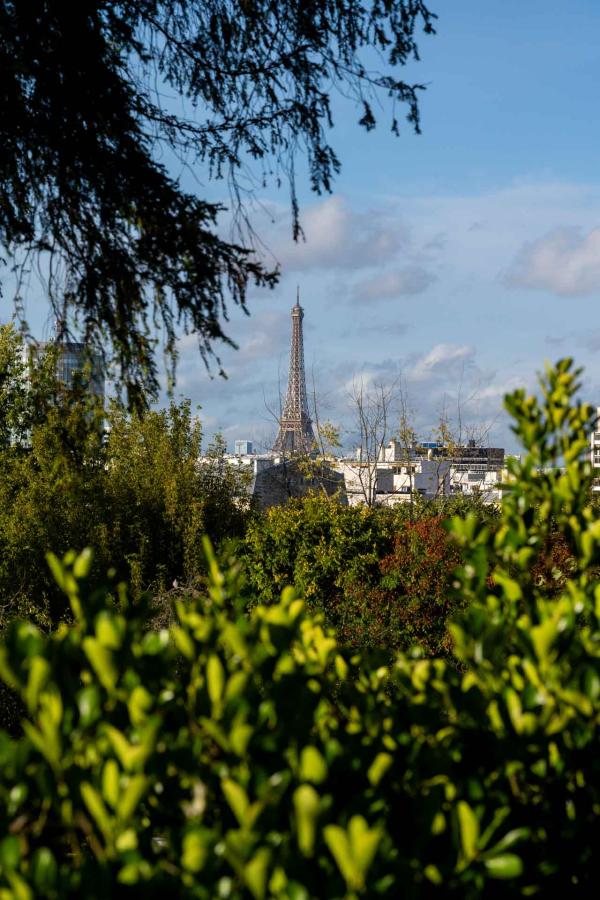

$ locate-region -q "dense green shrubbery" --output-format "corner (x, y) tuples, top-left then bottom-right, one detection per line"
(242, 497), (493, 655)
(242, 496), (398, 607)
(0, 359), (599, 897)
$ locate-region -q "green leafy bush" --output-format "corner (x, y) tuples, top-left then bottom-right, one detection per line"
(242, 497), (484, 654)
(242, 495), (397, 608)
(0, 359), (599, 897)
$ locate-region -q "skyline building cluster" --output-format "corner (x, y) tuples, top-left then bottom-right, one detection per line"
(229, 292), (509, 508)
(17, 299), (600, 509)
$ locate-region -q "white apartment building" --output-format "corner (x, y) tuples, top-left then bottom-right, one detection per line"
(336, 438), (505, 506)
(336, 455), (450, 507)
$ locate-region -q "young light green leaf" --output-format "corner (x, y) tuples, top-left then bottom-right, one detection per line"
(484, 853), (524, 879)
(207, 653), (225, 708)
(102, 759), (120, 809)
(182, 829), (208, 873)
(117, 774), (147, 820)
(293, 784), (320, 856)
(83, 637), (118, 691)
(80, 782), (113, 843)
(244, 847), (271, 900)
(457, 801), (479, 863)
(367, 752), (393, 787)
(299, 746), (327, 784)
(221, 778), (249, 826)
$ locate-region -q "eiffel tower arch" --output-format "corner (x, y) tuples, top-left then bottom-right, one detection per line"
(273, 291), (315, 454)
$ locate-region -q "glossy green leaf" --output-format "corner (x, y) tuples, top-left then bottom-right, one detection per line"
(244, 847), (271, 900)
(30, 848), (58, 893)
(222, 778), (249, 826)
(0, 836), (20, 870)
(77, 684), (101, 727)
(484, 853), (524, 879)
(207, 653), (225, 708)
(80, 782), (113, 843)
(83, 637), (118, 691)
(73, 547), (93, 579)
(182, 829), (208, 873)
(105, 724), (155, 772)
(117, 774), (147, 820)
(367, 752), (393, 786)
(324, 816), (381, 891)
(102, 759), (120, 809)
(128, 685), (153, 726)
(24, 656), (50, 713)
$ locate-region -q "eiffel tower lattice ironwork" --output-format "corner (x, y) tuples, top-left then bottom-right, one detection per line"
(273, 291), (315, 454)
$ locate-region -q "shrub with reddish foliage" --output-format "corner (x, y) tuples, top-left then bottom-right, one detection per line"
(336, 517), (463, 656)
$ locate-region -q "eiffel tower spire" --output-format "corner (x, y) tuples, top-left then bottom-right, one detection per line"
(273, 290), (315, 454)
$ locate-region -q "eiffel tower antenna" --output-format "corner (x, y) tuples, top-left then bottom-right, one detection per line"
(273, 290), (315, 454)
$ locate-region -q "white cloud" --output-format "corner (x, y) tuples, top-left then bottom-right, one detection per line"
(410, 343), (474, 381)
(269, 195), (408, 271)
(351, 266), (436, 302)
(260, 181), (600, 287)
(505, 226), (600, 296)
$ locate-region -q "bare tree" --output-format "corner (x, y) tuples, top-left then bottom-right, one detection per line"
(309, 367), (342, 462)
(431, 399), (455, 498)
(346, 377), (397, 507)
(259, 383), (297, 500)
(431, 380), (501, 499)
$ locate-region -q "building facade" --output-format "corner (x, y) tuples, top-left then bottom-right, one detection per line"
(225, 447), (346, 510)
(54, 341), (104, 399)
(28, 337), (104, 400)
(335, 438), (505, 506)
(336, 455), (450, 506)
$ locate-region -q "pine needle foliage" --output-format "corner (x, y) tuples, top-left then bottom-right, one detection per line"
(0, 1), (435, 404)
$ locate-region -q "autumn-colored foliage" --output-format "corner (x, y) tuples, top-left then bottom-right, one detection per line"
(243, 493), (585, 657)
(243, 500), (468, 656)
(336, 517), (463, 655)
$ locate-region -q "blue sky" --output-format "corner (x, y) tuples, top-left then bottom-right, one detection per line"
(10, 1), (600, 453)
(172, 0), (600, 453)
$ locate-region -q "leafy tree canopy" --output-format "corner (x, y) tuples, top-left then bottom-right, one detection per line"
(0, 326), (252, 636)
(0, 0), (435, 405)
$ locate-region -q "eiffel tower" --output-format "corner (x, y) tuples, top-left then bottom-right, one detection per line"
(273, 290), (315, 454)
